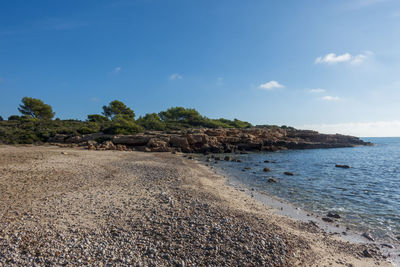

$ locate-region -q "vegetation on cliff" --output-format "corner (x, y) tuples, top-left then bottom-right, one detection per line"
(0, 97), (254, 144)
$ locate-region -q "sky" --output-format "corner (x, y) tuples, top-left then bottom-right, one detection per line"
(0, 0), (399, 137)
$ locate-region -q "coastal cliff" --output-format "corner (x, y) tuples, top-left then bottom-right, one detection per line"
(49, 128), (372, 153)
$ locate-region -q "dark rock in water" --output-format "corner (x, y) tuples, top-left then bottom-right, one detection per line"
(322, 217), (334, 223)
(342, 232), (347, 236)
(188, 156), (193, 160)
(362, 249), (373, 258)
(284, 171), (294, 176)
(335, 164), (351, 169)
(267, 178), (277, 183)
(264, 160), (270, 163)
(381, 243), (394, 249)
(327, 212), (341, 219)
(224, 156), (231, 161)
(235, 159), (242, 162)
(214, 156), (221, 161)
(240, 151), (248, 154)
(244, 167), (251, 170)
(263, 168), (271, 172)
(362, 232), (375, 241)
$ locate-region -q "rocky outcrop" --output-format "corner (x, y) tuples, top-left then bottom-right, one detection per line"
(48, 128), (372, 153)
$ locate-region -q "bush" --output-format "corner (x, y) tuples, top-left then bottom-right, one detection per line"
(103, 114), (143, 135)
(87, 114), (109, 123)
(137, 113), (166, 131)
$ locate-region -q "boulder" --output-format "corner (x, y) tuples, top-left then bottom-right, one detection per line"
(284, 171), (294, 176)
(263, 168), (271, 172)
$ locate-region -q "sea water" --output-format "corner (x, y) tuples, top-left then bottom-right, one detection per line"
(211, 137), (400, 242)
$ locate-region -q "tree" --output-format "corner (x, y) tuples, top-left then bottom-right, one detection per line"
(159, 107), (202, 123)
(8, 115), (21, 121)
(103, 114), (143, 134)
(0, 116), (3, 121)
(137, 113), (166, 131)
(102, 100), (135, 119)
(18, 97), (54, 120)
(87, 114), (109, 123)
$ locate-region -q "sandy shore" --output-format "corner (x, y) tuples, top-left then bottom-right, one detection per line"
(0, 145), (392, 266)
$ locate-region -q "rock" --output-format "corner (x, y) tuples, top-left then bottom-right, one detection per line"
(362, 232), (374, 241)
(263, 168), (271, 172)
(283, 172), (294, 176)
(267, 178), (277, 183)
(322, 217), (334, 223)
(264, 160), (270, 163)
(61, 152), (68, 155)
(224, 156), (231, 161)
(381, 243), (394, 249)
(214, 156), (221, 161)
(335, 164), (351, 169)
(327, 212), (341, 219)
(362, 249), (373, 258)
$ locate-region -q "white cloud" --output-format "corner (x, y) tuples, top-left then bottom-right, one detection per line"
(169, 73), (183, 80)
(315, 53), (352, 64)
(321, 96), (341, 101)
(258, 81), (284, 90)
(309, 88), (326, 93)
(299, 121), (400, 137)
(114, 67), (121, 74)
(315, 51), (373, 65)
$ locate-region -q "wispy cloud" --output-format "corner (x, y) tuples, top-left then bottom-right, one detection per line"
(309, 88), (326, 93)
(258, 81), (284, 90)
(315, 53), (352, 64)
(345, 0), (388, 9)
(321, 95), (341, 101)
(315, 51), (373, 65)
(169, 73), (183, 80)
(113, 67), (121, 74)
(299, 120), (400, 137)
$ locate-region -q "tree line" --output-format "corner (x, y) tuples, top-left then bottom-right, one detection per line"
(0, 97), (253, 144)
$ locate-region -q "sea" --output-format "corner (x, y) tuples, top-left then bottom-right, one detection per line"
(206, 137), (400, 243)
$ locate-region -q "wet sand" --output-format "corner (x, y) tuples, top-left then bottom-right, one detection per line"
(0, 145), (392, 266)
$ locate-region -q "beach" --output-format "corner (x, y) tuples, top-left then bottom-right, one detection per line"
(0, 145), (391, 266)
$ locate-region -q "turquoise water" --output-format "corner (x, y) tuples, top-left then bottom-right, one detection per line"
(212, 137), (400, 241)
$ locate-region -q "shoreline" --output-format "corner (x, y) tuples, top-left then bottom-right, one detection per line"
(0, 145), (392, 266)
(201, 154), (400, 266)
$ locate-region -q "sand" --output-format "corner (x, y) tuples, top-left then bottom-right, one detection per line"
(0, 145), (392, 266)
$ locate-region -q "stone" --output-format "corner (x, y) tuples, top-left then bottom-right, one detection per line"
(224, 156), (231, 161)
(263, 168), (271, 172)
(327, 212), (341, 219)
(362, 232), (374, 241)
(267, 178), (277, 183)
(322, 217), (334, 223)
(284, 172), (294, 176)
(335, 164), (350, 169)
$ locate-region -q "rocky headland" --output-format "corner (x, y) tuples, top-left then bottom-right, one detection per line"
(48, 128), (372, 153)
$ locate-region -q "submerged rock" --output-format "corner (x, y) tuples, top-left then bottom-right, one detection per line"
(335, 164), (351, 169)
(263, 168), (271, 172)
(284, 172), (294, 176)
(327, 212), (341, 219)
(362, 232), (375, 242)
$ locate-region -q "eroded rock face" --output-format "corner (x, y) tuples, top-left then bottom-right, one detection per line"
(48, 128), (372, 153)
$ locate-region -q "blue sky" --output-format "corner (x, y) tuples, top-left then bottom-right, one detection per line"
(0, 0), (399, 136)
